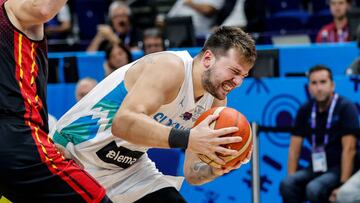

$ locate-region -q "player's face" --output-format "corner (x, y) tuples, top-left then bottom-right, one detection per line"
(202, 49), (251, 100)
(308, 70), (335, 103)
(330, 0), (349, 20)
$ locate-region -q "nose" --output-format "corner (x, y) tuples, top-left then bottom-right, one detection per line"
(232, 75), (243, 87)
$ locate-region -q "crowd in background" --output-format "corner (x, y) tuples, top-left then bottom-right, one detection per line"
(45, 0), (360, 53)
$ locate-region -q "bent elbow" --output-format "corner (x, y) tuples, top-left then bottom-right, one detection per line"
(111, 114), (126, 139)
(111, 111), (134, 140)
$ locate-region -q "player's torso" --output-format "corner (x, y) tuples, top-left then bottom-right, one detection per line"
(52, 51), (214, 170)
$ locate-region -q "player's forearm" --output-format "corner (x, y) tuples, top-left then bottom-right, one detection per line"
(112, 110), (171, 148)
(185, 161), (219, 185)
(340, 146), (356, 183)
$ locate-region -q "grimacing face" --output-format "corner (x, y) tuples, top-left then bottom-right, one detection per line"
(308, 70), (335, 103)
(201, 49), (252, 100)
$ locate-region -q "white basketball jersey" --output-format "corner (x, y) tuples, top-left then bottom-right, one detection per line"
(50, 51), (214, 202)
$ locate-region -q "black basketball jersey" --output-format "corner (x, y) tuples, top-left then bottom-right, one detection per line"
(0, 0), (49, 131)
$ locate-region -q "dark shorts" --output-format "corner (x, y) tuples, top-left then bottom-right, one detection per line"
(0, 119), (112, 203)
(134, 187), (187, 203)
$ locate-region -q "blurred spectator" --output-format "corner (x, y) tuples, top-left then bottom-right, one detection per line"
(45, 3), (72, 40)
(212, 0), (237, 27)
(87, 1), (139, 52)
(316, 0), (352, 43)
(75, 77), (98, 101)
(333, 168), (360, 202)
(221, 0), (247, 29)
(244, 0), (265, 33)
(280, 65), (358, 203)
(167, 0), (224, 37)
(346, 57), (360, 75)
(104, 42), (132, 77)
(141, 28), (166, 55)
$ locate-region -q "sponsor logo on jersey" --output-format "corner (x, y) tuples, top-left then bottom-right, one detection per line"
(153, 112), (188, 129)
(96, 141), (144, 169)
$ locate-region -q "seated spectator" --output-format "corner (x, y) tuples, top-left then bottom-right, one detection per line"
(211, 0), (236, 26)
(141, 28), (166, 55)
(346, 57), (360, 75)
(103, 42), (132, 77)
(333, 167), (360, 203)
(87, 1), (139, 52)
(167, 0), (224, 37)
(280, 65), (358, 203)
(45, 3), (72, 40)
(221, 0), (247, 29)
(75, 77), (98, 101)
(244, 0), (265, 33)
(316, 0), (352, 43)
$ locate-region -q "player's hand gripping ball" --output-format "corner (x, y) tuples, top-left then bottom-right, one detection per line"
(194, 107), (252, 168)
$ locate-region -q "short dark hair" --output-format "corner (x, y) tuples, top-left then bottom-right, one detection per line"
(105, 42), (132, 63)
(307, 65), (333, 81)
(200, 26), (257, 66)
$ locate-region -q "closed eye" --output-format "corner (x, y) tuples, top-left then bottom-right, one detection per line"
(231, 68), (248, 78)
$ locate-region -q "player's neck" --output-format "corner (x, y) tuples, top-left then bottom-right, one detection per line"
(192, 57), (205, 101)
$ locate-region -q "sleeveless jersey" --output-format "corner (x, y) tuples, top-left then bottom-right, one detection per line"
(51, 51), (214, 202)
(0, 0), (48, 130)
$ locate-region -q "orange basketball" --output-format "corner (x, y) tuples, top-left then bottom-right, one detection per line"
(193, 107), (252, 169)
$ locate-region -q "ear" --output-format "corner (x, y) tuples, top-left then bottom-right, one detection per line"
(202, 50), (215, 68)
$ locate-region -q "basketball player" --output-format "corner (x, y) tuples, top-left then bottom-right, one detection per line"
(51, 26), (257, 202)
(0, 0), (111, 202)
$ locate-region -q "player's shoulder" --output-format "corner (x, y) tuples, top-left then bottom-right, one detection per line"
(140, 51), (186, 74)
(151, 51), (185, 65)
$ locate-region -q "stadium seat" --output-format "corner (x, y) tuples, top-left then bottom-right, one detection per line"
(75, 0), (106, 40)
(164, 16), (196, 48)
(265, 15), (307, 33)
(265, 0), (303, 15)
(306, 10), (332, 31)
(310, 0), (329, 14)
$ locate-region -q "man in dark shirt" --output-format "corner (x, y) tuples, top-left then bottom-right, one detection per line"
(280, 65), (358, 203)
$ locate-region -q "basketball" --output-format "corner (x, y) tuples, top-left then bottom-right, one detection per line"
(193, 107), (252, 169)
